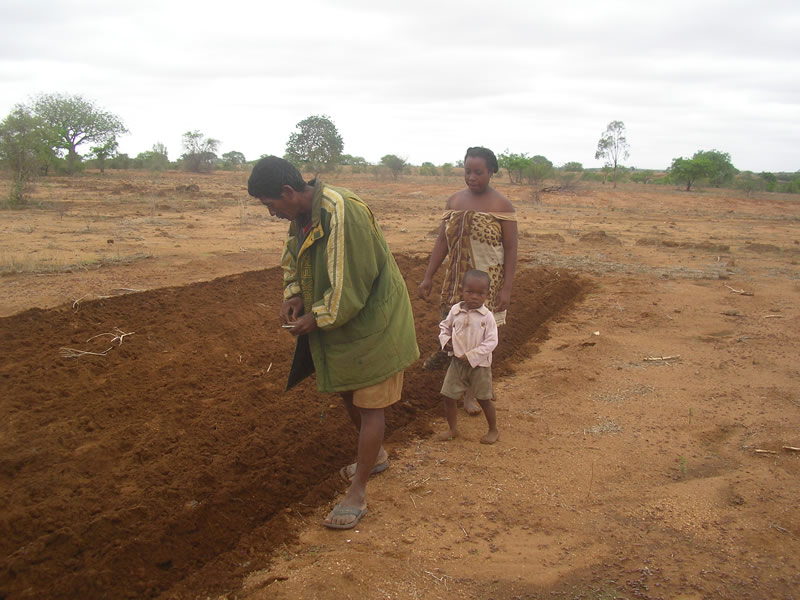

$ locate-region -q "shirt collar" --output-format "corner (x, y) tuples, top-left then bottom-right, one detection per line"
(454, 301), (489, 315)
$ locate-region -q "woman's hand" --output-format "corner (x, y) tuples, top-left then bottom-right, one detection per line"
(280, 296), (304, 323)
(418, 276), (433, 300)
(495, 286), (512, 312)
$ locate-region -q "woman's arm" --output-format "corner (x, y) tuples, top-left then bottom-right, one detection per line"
(496, 219), (518, 312)
(418, 220), (448, 299)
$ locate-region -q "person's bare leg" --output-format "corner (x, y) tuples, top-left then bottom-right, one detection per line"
(463, 386), (482, 416)
(341, 392), (361, 428)
(340, 393), (387, 480)
(435, 397), (459, 441)
(478, 398), (499, 444)
(325, 406), (384, 527)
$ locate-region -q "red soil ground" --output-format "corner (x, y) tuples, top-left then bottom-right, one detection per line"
(0, 257), (583, 599)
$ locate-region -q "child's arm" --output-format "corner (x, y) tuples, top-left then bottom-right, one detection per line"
(464, 315), (499, 367)
(438, 308), (455, 350)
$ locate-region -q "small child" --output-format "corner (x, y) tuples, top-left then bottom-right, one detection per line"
(436, 269), (499, 444)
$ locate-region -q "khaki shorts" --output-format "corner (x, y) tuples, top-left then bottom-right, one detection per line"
(351, 371), (404, 409)
(441, 359), (494, 401)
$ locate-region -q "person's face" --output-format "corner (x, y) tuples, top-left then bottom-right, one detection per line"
(464, 156), (492, 193)
(259, 186), (298, 220)
(462, 276), (489, 310)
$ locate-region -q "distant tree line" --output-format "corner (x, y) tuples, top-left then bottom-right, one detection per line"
(2, 100), (798, 207)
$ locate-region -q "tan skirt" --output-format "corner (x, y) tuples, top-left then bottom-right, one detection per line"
(351, 371), (404, 409)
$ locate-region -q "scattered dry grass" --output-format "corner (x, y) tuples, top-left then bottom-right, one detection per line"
(0, 251), (153, 275)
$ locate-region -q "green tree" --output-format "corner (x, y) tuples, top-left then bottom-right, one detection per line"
(441, 162), (454, 176)
(668, 155), (713, 191)
(152, 142), (169, 160)
(0, 106), (57, 205)
(668, 150), (736, 191)
(697, 149), (737, 187)
(351, 156), (369, 173)
(89, 138), (118, 174)
(760, 172), (777, 192)
(339, 154), (369, 172)
(595, 120), (630, 188)
(630, 169), (654, 184)
(734, 172), (764, 196)
(526, 155), (553, 186)
(180, 130), (219, 172)
(562, 161), (583, 172)
(221, 150), (246, 170)
(419, 161), (439, 176)
(782, 173), (800, 194)
(498, 150), (530, 184)
(285, 114), (343, 176)
(135, 143), (170, 171)
(380, 154), (407, 180)
(109, 153), (132, 170)
(30, 93), (127, 174)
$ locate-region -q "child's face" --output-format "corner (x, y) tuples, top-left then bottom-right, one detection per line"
(462, 276), (489, 310)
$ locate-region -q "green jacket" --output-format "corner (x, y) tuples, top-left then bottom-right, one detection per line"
(281, 182), (419, 392)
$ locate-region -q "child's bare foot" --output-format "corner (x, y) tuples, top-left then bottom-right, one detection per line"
(480, 429), (499, 445)
(435, 429), (459, 442)
(463, 395), (482, 416)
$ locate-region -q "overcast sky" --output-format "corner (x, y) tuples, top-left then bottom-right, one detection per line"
(2, 0), (798, 172)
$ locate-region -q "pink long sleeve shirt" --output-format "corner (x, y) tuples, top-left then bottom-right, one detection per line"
(438, 302), (499, 368)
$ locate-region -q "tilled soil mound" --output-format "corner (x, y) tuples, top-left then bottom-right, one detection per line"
(0, 256), (584, 600)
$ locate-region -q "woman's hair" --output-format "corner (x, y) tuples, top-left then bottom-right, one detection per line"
(464, 147), (499, 174)
(247, 156), (307, 199)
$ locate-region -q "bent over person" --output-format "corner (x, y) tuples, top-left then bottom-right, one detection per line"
(248, 156), (419, 530)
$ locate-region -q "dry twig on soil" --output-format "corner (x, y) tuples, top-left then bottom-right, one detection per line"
(725, 284), (754, 296)
(59, 328), (135, 358)
(59, 347), (113, 358)
(770, 523), (791, 535)
(86, 328), (135, 346)
(72, 296), (87, 311)
(643, 355), (681, 362)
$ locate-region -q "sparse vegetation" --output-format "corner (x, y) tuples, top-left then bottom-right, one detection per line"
(180, 130), (220, 173)
(595, 120), (630, 188)
(380, 154), (407, 180)
(0, 106), (57, 205)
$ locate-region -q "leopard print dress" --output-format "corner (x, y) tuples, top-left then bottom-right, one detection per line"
(440, 210), (517, 326)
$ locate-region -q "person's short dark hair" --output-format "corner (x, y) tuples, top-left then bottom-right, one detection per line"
(248, 156), (307, 199)
(463, 269), (491, 289)
(465, 147), (499, 174)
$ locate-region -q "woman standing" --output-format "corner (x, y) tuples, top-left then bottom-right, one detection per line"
(418, 147), (518, 415)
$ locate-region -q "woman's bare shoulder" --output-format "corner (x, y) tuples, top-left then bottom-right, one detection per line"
(445, 188), (470, 210)
(488, 188), (515, 212)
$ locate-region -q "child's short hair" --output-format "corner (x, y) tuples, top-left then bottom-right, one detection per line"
(463, 269), (490, 289)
